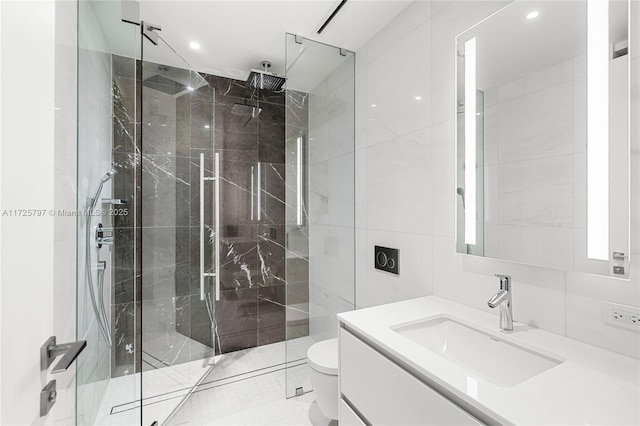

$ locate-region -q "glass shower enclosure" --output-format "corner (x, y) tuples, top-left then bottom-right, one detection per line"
(77, 2), (354, 424)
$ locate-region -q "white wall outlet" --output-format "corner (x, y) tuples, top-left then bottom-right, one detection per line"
(602, 302), (640, 330)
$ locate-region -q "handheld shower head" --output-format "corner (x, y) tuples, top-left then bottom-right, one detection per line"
(101, 169), (117, 183)
(90, 169), (118, 209)
(456, 187), (466, 209)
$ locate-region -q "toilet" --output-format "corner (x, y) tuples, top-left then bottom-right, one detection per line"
(307, 338), (339, 420)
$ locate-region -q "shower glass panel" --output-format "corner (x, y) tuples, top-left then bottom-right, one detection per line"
(77, 1), (140, 424)
(163, 50), (292, 426)
(284, 34), (356, 398)
(139, 36), (217, 425)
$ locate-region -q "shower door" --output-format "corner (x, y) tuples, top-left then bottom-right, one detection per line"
(283, 34), (356, 398)
(139, 34), (218, 425)
(76, 1), (142, 424)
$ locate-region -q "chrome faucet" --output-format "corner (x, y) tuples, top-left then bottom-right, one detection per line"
(487, 274), (513, 331)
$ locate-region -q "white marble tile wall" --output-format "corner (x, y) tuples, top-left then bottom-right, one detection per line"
(482, 57), (580, 270)
(355, 0), (640, 359)
(355, 1), (434, 309)
(0, 1), (68, 423)
(76, 1), (117, 423)
(308, 55), (356, 343)
(53, 1), (78, 424)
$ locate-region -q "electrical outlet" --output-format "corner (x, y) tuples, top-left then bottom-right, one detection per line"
(602, 302), (640, 330)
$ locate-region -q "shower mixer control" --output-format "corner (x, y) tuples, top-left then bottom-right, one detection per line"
(102, 198), (127, 205)
(95, 224), (114, 251)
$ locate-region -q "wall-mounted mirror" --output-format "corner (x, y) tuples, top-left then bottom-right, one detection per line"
(456, 0), (631, 278)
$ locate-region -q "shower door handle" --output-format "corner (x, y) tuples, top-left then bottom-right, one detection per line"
(199, 153), (221, 302)
(213, 153), (220, 302)
(40, 336), (87, 373)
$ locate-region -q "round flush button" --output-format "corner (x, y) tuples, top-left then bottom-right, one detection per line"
(376, 251), (388, 267)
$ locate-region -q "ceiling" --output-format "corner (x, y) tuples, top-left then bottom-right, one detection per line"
(93, 1), (412, 83)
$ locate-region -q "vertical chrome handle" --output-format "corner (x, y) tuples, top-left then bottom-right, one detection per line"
(200, 153), (221, 302)
(214, 152), (220, 302)
(200, 153), (206, 301)
(296, 136), (303, 227)
(257, 162), (262, 221)
(250, 166), (255, 221)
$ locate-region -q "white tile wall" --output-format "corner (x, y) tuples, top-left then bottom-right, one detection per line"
(76, 1), (117, 422)
(0, 0), (78, 423)
(308, 51), (356, 342)
(479, 54), (595, 271)
(53, 0), (79, 424)
(355, 0), (640, 359)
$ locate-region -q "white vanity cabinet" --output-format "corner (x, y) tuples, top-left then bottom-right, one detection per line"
(339, 328), (483, 426)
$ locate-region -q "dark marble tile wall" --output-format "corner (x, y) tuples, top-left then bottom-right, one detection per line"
(110, 58), (305, 377)
(138, 74), (215, 370)
(204, 73), (290, 354)
(111, 55), (142, 377)
(284, 90), (310, 341)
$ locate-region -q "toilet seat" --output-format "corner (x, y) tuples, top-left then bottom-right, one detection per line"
(307, 338), (338, 375)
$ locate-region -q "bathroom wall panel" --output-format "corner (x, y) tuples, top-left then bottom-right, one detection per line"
(261, 163), (287, 226)
(258, 224), (286, 286)
(111, 55), (141, 378)
(214, 94), (258, 152)
(355, 0), (639, 358)
(306, 51), (355, 343)
(218, 224), (258, 291)
(258, 285), (286, 346)
(258, 99), (286, 164)
(110, 63), (298, 394)
(112, 302), (137, 376)
(216, 288), (258, 335)
(204, 74), (256, 102)
(286, 90), (309, 131)
(75, 4), (117, 414)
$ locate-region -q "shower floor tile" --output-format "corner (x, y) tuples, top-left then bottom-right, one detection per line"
(95, 336), (316, 425)
(166, 374), (333, 426)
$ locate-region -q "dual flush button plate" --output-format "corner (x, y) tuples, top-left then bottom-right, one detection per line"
(375, 246), (399, 275)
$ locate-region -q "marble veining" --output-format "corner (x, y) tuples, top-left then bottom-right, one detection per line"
(110, 55), (310, 380)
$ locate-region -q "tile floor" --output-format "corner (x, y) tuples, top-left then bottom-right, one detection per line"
(142, 330), (213, 371)
(166, 371), (332, 426)
(95, 336), (318, 425)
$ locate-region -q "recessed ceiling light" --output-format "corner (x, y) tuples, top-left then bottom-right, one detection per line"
(189, 41), (200, 50)
(526, 11), (539, 20)
(371, 104), (377, 107)
(204, 125), (210, 129)
(415, 96), (422, 101)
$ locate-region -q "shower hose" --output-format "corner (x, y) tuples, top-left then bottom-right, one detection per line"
(85, 188), (113, 348)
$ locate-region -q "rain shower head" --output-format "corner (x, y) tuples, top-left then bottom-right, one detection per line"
(143, 74), (189, 95)
(247, 61), (286, 92)
(231, 103), (262, 118)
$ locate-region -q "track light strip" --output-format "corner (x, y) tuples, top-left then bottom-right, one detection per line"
(317, 0), (348, 34)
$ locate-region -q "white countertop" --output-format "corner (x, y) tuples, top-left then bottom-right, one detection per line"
(337, 296), (640, 425)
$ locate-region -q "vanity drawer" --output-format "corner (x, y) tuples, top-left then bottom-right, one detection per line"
(340, 328), (482, 426)
(340, 398), (367, 426)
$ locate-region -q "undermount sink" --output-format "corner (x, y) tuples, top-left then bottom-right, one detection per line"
(391, 316), (563, 387)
